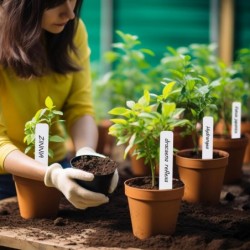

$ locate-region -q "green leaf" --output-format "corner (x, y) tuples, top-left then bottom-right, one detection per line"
(49, 135), (65, 142)
(109, 107), (128, 115)
(110, 118), (127, 125)
(162, 81), (175, 99)
(45, 96), (54, 110)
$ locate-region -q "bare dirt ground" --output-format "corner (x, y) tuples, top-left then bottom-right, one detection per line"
(0, 150), (250, 250)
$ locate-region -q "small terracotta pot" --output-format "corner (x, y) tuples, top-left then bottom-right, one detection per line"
(128, 146), (159, 177)
(124, 177), (184, 240)
(213, 134), (248, 184)
(14, 175), (61, 219)
(97, 120), (115, 157)
(173, 127), (196, 150)
(175, 149), (229, 205)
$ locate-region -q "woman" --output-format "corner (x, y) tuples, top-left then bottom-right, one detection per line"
(0, 0), (118, 209)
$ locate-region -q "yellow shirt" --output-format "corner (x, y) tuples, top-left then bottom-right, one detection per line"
(0, 20), (94, 173)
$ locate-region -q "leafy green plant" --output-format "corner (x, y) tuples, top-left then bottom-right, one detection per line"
(158, 47), (218, 153)
(232, 47), (250, 121)
(92, 30), (159, 121)
(108, 82), (189, 187)
(24, 96), (65, 158)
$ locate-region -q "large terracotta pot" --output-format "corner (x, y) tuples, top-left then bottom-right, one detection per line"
(124, 177), (184, 240)
(213, 135), (248, 184)
(14, 175), (61, 219)
(175, 149), (229, 205)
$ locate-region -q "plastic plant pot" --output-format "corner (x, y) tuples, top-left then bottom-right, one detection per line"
(70, 155), (117, 195)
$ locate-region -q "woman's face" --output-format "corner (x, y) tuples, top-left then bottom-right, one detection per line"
(41, 0), (77, 34)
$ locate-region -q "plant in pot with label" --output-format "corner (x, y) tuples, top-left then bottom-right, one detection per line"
(209, 65), (249, 184)
(180, 43), (249, 169)
(232, 47), (250, 163)
(160, 50), (229, 205)
(108, 83), (189, 239)
(14, 96), (65, 219)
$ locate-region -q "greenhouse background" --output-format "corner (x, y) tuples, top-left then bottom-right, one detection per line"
(80, 0), (250, 66)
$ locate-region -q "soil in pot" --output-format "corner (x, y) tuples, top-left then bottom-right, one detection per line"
(71, 155), (118, 195)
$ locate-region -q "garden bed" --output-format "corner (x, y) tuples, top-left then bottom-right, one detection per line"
(0, 159), (250, 250)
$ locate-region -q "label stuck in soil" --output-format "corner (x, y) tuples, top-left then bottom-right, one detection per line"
(202, 116), (213, 159)
(231, 102), (241, 139)
(35, 123), (49, 165)
(159, 131), (173, 190)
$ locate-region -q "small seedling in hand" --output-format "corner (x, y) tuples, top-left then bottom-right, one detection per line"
(24, 96), (65, 159)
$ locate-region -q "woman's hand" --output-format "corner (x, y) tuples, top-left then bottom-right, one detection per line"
(44, 163), (109, 209)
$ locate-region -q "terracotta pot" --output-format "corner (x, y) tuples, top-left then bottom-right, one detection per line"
(175, 149), (229, 205)
(124, 177), (184, 240)
(215, 119), (250, 165)
(241, 121), (250, 164)
(97, 120), (115, 156)
(213, 134), (248, 184)
(173, 127), (196, 150)
(14, 175), (61, 219)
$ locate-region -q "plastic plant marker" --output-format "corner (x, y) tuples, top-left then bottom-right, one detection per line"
(202, 116), (214, 159)
(231, 102), (241, 139)
(35, 123), (49, 165)
(159, 131), (173, 190)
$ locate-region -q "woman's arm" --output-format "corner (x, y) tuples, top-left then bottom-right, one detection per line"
(3, 149), (46, 181)
(70, 114), (98, 152)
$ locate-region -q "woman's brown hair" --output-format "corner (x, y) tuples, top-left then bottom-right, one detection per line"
(0, 0), (83, 78)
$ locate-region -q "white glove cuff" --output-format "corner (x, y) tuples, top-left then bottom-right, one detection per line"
(44, 163), (62, 187)
(76, 147), (105, 158)
(76, 147), (95, 156)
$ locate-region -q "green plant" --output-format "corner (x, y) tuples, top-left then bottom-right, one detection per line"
(158, 47), (218, 153)
(210, 68), (246, 135)
(232, 47), (250, 121)
(93, 30), (158, 119)
(24, 96), (65, 158)
(108, 82), (189, 187)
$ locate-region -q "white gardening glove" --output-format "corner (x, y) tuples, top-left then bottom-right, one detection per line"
(76, 147), (119, 194)
(76, 146), (106, 158)
(44, 163), (109, 209)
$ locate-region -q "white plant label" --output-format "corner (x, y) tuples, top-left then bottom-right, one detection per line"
(159, 131), (173, 190)
(35, 123), (49, 165)
(202, 116), (213, 159)
(231, 102), (241, 139)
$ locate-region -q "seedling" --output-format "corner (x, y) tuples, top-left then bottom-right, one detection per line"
(24, 96), (65, 159)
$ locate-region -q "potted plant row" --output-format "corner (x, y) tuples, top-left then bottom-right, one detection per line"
(157, 48), (229, 204)
(181, 43), (249, 183)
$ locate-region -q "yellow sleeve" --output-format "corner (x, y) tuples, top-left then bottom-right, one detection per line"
(62, 19), (95, 133)
(0, 96), (18, 173)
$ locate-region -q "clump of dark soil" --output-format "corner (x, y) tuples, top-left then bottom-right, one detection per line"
(0, 161), (250, 249)
(126, 176), (184, 190)
(71, 155), (117, 175)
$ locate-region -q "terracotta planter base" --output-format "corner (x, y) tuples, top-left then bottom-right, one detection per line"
(125, 177), (184, 239)
(14, 176), (61, 219)
(176, 149), (229, 205)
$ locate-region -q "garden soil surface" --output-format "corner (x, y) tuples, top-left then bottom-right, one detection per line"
(0, 148), (250, 250)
